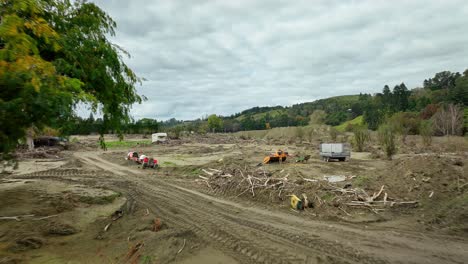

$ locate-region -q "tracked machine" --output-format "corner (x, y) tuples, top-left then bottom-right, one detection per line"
(263, 149), (289, 164)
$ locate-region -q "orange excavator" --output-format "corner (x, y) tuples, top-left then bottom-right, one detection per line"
(263, 149), (289, 164)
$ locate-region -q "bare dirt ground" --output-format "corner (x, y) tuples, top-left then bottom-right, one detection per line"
(1, 134), (467, 263)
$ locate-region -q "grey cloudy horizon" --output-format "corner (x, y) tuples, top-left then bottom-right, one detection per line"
(93, 0), (468, 121)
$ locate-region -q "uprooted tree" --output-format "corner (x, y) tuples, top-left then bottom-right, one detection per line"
(432, 104), (464, 136)
(0, 0), (142, 158)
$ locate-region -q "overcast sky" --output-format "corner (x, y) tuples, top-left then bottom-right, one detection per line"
(93, 0), (468, 121)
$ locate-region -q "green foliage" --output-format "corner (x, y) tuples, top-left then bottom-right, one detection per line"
(452, 70), (468, 106)
(190, 168), (202, 176)
(362, 83), (411, 130)
(378, 124), (397, 159)
(223, 118), (241, 132)
(362, 95), (386, 130)
(424, 71), (460, 91)
(320, 192), (336, 202)
(134, 118), (159, 134)
(464, 108), (468, 134)
(104, 139), (151, 149)
(334, 116), (363, 132)
(162, 161), (177, 167)
(0, 0), (82, 155)
(207, 114), (223, 132)
(227, 95), (359, 131)
(324, 111), (348, 126)
(391, 83), (411, 112)
(352, 125), (369, 152)
(197, 122), (209, 134)
(387, 112), (421, 142)
(309, 110), (326, 125)
(47, 0), (142, 133)
(98, 135), (107, 150)
(353, 175), (371, 187)
(168, 125), (184, 139)
(420, 120), (433, 146)
(329, 127), (338, 141)
(0, 0), (141, 157)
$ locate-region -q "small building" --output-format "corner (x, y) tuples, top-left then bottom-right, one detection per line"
(151, 133), (167, 143)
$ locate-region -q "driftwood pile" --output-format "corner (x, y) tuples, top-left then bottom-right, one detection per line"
(196, 166), (418, 214)
(196, 167), (295, 199)
(15, 147), (63, 159)
(323, 184), (418, 214)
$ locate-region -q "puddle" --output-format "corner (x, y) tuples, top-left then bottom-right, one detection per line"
(323, 175), (346, 183)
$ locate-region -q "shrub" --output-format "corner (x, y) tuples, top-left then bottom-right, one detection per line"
(420, 104), (439, 119)
(168, 126), (184, 139)
(378, 124), (397, 160)
(420, 120), (433, 146)
(295, 127), (304, 141)
(388, 112), (421, 143)
(41, 126), (60, 136)
(329, 127), (338, 141)
(353, 126), (369, 152)
(309, 110), (326, 125)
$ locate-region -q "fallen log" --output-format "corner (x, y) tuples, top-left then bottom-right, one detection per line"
(370, 185), (385, 202)
(202, 169), (213, 176)
(0, 214), (35, 221)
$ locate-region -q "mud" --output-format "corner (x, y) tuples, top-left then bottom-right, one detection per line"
(1, 134), (467, 263)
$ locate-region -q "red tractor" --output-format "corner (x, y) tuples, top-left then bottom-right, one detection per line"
(126, 151), (140, 163)
(141, 156), (158, 169)
(126, 152), (158, 169)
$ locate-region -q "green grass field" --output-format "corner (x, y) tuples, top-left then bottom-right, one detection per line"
(105, 140), (151, 148)
(334, 115), (364, 132)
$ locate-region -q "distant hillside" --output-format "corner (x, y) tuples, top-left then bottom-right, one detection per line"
(69, 69), (468, 136)
(230, 95), (360, 121)
(217, 95), (362, 131)
(234, 108), (284, 121)
(334, 115), (364, 132)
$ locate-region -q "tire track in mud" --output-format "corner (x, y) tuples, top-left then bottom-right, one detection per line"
(16, 153), (468, 264)
(10, 168), (428, 263)
(129, 178), (382, 264)
(76, 153), (389, 264)
(116, 180), (313, 264)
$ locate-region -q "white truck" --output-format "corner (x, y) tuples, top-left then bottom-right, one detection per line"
(320, 143), (350, 162)
(151, 133), (167, 143)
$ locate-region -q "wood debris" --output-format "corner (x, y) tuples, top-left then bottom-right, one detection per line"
(197, 166), (418, 214)
(0, 214), (35, 221)
(125, 242), (144, 264)
(152, 218), (162, 232)
(0, 214), (60, 221)
(177, 239), (186, 254)
(104, 222), (112, 232)
(196, 167), (294, 198)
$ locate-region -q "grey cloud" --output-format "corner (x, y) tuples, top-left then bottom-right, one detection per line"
(93, 0), (468, 120)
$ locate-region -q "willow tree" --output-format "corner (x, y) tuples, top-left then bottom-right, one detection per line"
(0, 0), (142, 157)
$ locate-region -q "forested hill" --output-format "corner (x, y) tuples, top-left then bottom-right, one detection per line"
(68, 70), (468, 135)
(223, 95), (361, 130)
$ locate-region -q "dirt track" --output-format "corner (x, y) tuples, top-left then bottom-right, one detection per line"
(74, 151), (468, 264)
